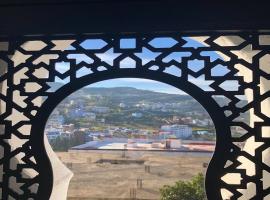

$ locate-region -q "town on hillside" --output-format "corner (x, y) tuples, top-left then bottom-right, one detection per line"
(45, 87), (248, 152)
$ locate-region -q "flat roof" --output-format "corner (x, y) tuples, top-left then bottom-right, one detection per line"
(71, 138), (215, 152)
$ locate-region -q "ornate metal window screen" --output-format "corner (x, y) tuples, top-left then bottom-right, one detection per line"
(0, 32), (270, 200)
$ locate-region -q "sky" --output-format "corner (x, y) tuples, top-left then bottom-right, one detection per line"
(89, 78), (187, 95)
(54, 37), (238, 94)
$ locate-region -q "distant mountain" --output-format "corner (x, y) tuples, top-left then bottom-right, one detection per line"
(83, 87), (192, 103)
(50, 83), (247, 115)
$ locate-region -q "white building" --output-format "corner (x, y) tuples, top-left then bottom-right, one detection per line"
(91, 106), (110, 113)
(161, 124), (192, 139)
(119, 103), (126, 108)
(132, 112), (143, 118)
(85, 112), (96, 121)
(47, 113), (64, 128)
(166, 139), (182, 149)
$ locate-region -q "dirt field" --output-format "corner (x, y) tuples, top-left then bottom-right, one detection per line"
(56, 150), (211, 200)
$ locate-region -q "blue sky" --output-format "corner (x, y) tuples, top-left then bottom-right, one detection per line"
(54, 37), (238, 94)
(90, 78), (187, 94)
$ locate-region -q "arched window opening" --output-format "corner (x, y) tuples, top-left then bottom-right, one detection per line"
(46, 78), (218, 200)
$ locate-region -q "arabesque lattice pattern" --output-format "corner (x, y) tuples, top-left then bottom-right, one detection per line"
(0, 33), (270, 199)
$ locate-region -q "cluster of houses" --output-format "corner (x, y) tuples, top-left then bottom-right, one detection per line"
(45, 101), (211, 143)
(171, 116), (214, 127)
(46, 112), (194, 142)
(45, 109), (216, 152)
(135, 102), (184, 110)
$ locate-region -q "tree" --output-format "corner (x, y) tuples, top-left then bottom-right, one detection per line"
(160, 173), (206, 200)
(50, 131), (87, 152)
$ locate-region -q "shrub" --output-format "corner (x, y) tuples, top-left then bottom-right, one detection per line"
(160, 173), (206, 200)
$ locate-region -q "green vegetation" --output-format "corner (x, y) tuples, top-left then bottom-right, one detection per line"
(50, 131), (86, 151)
(160, 173), (206, 200)
(60, 87), (218, 130)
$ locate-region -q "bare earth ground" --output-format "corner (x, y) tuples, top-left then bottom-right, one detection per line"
(56, 151), (211, 200)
